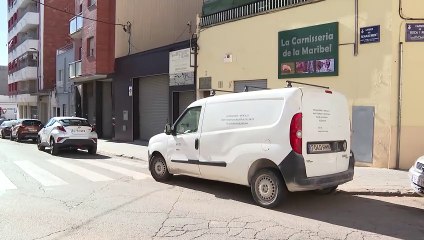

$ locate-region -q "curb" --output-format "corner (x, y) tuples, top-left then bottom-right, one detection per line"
(337, 190), (419, 197)
(98, 151), (147, 162)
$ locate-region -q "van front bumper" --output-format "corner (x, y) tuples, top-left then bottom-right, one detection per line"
(278, 151), (355, 192)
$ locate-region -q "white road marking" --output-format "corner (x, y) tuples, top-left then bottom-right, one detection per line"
(104, 158), (148, 168)
(75, 160), (151, 180)
(48, 160), (114, 182)
(14, 161), (68, 186)
(0, 169), (17, 190)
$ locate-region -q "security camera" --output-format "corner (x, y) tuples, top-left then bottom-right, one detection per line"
(187, 21), (191, 26)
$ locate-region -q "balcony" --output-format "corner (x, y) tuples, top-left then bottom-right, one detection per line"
(69, 15), (83, 38)
(200, 0), (311, 27)
(69, 60), (82, 79)
(8, 51), (38, 83)
(8, 30), (38, 60)
(8, 67), (37, 83)
(8, 5), (39, 38)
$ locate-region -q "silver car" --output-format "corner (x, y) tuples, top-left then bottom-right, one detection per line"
(409, 156), (424, 196)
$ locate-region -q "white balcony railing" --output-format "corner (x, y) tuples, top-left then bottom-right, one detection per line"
(69, 60), (82, 79)
(69, 15), (83, 36)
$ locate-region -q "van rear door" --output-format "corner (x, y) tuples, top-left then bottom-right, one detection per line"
(301, 88), (350, 177)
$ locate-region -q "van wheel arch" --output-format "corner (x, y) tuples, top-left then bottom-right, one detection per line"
(248, 159), (285, 186)
(149, 151), (164, 170)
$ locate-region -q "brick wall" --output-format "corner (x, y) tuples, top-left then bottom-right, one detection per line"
(96, 0), (115, 74)
(81, 0), (115, 76)
(42, 0), (75, 91)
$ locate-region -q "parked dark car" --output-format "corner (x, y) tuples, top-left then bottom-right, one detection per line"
(0, 120), (16, 139)
(10, 119), (43, 142)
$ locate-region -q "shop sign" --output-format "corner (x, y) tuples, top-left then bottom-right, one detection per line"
(406, 23), (424, 42)
(278, 22), (339, 79)
(169, 48), (194, 86)
(360, 25), (380, 44)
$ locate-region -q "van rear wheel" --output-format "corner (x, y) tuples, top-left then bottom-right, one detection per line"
(251, 168), (287, 208)
(150, 155), (171, 182)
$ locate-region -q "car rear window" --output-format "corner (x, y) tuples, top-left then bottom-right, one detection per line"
(4, 121), (14, 127)
(59, 119), (91, 127)
(22, 120), (42, 126)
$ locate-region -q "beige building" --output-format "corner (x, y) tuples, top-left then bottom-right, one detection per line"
(196, 0), (424, 169)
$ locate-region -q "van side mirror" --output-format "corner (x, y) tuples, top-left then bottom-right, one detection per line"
(165, 123), (173, 135)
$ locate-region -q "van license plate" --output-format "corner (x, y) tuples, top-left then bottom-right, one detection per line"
(308, 143), (332, 154)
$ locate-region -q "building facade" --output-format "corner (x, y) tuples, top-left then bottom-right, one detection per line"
(7, 0), (74, 123)
(196, 0), (424, 169)
(68, 0), (115, 139)
(51, 44), (76, 118)
(0, 66), (7, 95)
(113, 0), (202, 142)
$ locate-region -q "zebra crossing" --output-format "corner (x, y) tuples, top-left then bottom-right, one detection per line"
(0, 158), (151, 192)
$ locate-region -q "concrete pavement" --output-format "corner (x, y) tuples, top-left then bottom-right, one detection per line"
(0, 139), (423, 240)
(97, 139), (418, 196)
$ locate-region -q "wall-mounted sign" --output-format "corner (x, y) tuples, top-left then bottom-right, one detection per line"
(278, 22), (339, 79)
(169, 48), (194, 86)
(360, 25), (380, 44)
(406, 23), (424, 42)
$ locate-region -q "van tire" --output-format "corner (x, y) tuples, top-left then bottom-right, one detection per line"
(251, 168), (287, 208)
(314, 185), (338, 194)
(150, 155), (171, 182)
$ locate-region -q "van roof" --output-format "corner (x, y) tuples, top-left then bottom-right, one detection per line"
(189, 87), (304, 108)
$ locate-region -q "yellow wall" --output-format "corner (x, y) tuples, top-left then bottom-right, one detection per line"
(393, 0), (424, 169)
(197, 0), (424, 169)
(115, 0), (203, 58)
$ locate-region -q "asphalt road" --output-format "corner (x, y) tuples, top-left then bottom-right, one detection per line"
(0, 138), (423, 240)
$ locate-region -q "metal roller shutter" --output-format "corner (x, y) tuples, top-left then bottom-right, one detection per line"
(139, 75), (169, 141)
(234, 79), (267, 93)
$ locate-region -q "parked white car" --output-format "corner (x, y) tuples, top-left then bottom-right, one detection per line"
(409, 156), (424, 196)
(37, 117), (98, 156)
(148, 87), (354, 208)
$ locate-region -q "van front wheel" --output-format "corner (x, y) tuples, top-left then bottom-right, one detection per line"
(251, 169), (287, 208)
(150, 155), (171, 182)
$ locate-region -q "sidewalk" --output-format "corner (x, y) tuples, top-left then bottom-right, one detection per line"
(97, 139), (416, 196)
(97, 139), (148, 161)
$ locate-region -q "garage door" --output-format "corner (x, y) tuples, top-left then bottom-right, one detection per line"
(234, 80), (267, 93)
(139, 75), (169, 141)
(178, 91), (196, 116)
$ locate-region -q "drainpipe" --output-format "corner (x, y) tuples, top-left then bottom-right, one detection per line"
(396, 43), (403, 169)
(354, 0), (359, 56)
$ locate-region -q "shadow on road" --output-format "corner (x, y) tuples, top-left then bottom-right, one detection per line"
(165, 175), (424, 239)
(40, 149), (112, 160)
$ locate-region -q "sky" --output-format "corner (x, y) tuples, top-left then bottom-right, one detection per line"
(1, 0), (7, 66)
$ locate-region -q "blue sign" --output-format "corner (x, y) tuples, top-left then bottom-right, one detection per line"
(406, 23), (424, 42)
(360, 26), (380, 44)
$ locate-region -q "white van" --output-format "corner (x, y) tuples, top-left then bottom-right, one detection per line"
(148, 87), (354, 208)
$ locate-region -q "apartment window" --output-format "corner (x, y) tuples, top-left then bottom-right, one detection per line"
(79, 4), (83, 14)
(78, 47), (82, 60)
(87, 37), (95, 57)
(88, 0), (96, 7)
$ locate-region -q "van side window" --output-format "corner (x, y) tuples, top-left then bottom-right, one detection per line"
(175, 107), (201, 135)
